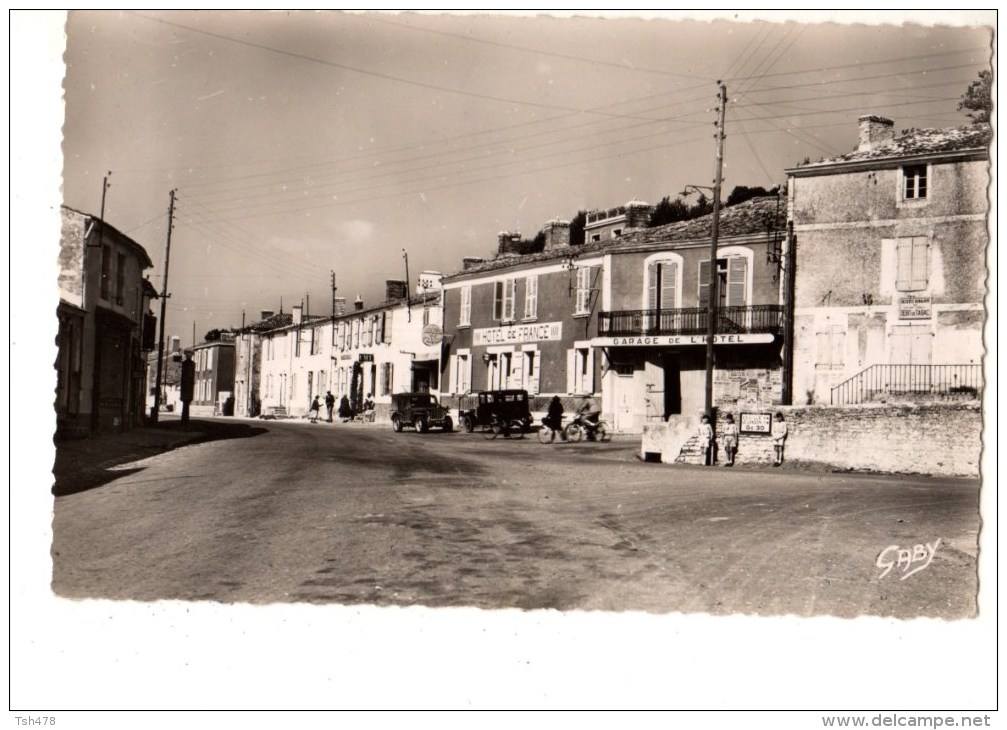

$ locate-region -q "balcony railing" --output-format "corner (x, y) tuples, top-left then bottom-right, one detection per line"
(830, 364), (983, 405)
(599, 305), (784, 337)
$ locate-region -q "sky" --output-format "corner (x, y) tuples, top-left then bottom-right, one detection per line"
(56, 10), (993, 344)
(10, 9), (999, 717)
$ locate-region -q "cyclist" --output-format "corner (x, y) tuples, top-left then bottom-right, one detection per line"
(576, 394), (602, 440)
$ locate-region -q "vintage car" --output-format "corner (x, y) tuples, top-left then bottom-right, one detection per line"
(389, 392), (453, 433)
(458, 389), (533, 435)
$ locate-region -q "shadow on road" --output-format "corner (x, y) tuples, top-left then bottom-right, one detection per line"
(52, 420), (269, 497)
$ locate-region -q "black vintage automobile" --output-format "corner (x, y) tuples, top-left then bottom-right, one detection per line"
(458, 389), (533, 438)
(389, 392), (454, 433)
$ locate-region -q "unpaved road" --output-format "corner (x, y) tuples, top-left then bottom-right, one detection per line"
(51, 418), (980, 618)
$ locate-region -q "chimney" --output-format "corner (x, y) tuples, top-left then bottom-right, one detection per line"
(259, 310), (274, 321)
(542, 219), (571, 250)
(497, 231), (522, 257)
(171, 336), (180, 353)
(625, 200), (654, 228)
(857, 115), (895, 152)
(462, 257), (485, 270)
(385, 280), (408, 301)
(354, 295), (364, 311)
(334, 297), (347, 316)
(292, 304), (303, 325)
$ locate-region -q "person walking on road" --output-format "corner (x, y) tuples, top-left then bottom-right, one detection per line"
(308, 395), (321, 424)
(546, 395), (564, 432)
(324, 391), (335, 422)
(772, 412), (788, 466)
(721, 413), (738, 467)
(698, 414), (714, 466)
(338, 394), (352, 422)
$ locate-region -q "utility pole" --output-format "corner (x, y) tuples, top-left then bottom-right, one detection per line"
(151, 188), (176, 424)
(330, 270), (337, 318)
(704, 82), (727, 419)
(402, 249), (412, 321)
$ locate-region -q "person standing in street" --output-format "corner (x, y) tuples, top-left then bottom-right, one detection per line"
(547, 395), (564, 432)
(772, 412), (788, 466)
(179, 352), (195, 429)
(309, 395), (321, 424)
(721, 413), (738, 467)
(325, 391), (335, 422)
(698, 414), (714, 466)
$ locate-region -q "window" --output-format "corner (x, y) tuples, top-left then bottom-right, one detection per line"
(575, 267), (593, 315)
(522, 349), (539, 394)
(699, 256), (748, 307)
(567, 346), (593, 394)
(647, 260), (678, 310)
(100, 245), (112, 300)
(524, 275), (538, 320)
(363, 319), (372, 347)
(903, 165), (928, 200)
(115, 253), (126, 305)
(895, 237), (929, 291)
(815, 324), (846, 370)
(493, 279), (516, 321)
(454, 353), (471, 394)
(459, 286), (471, 327)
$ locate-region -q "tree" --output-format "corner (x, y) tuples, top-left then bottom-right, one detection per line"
(726, 185), (772, 207)
(568, 210), (587, 246)
(959, 70), (992, 124)
(648, 196), (691, 227)
(204, 328), (222, 342)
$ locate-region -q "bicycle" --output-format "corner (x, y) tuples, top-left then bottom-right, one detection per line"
(537, 416), (565, 444)
(563, 414), (610, 443)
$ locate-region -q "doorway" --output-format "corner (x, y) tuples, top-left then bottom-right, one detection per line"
(662, 354), (682, 418)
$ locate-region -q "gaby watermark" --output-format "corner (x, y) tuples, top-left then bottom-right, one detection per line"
(876, 539), (941, 580)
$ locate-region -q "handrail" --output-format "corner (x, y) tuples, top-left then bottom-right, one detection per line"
(599, 304), (783, 337)
(830, 363), (983, 405)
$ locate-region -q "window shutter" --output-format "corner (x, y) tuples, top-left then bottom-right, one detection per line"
(527, 352), (540, 395)
(647, 263), (659, 310)
(663, 262), (678, 309)
(566, 349), (576, 394)
(895, 240), (913, 290)
(698, 260), (711, 306)
(585, 347), (595, 394)
(727, 257), (747, 306)
(910, 238), (929, 290)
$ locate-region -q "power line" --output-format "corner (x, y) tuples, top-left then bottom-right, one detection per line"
(356, 12), (710, 81)
(129, 11), (691, 122)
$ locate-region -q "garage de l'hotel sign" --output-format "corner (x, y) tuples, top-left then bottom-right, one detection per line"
(595, 333), (775, 346)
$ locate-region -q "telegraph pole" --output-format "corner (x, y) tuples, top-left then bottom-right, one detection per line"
(151, 189), (176, 424)
(402, 249), (412, 321)
(330, 270), (337, 318)
(704, 82), (727, 419)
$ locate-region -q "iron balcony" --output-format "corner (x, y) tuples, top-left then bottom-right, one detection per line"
(598, 304), (784, 337)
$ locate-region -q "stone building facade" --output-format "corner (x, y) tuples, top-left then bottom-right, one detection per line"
(56, 205), (156, 438)
(786, 117), (989, 405)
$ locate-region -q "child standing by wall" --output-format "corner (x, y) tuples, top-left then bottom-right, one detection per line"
(721, 413), (739, 467)
(772, 412), (788, 466)
(698, 414), (714, 466)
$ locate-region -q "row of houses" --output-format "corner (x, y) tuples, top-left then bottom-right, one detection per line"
(140, 115), (988, 433)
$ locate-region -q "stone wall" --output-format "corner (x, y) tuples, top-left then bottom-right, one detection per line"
(644, 403), (982, 477)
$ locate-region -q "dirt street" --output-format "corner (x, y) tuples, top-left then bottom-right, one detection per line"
(51, 418), (980, 618)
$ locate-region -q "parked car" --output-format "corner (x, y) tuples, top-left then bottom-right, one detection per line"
(390, 392), (453, 433)
(458, 390), (532, 435)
